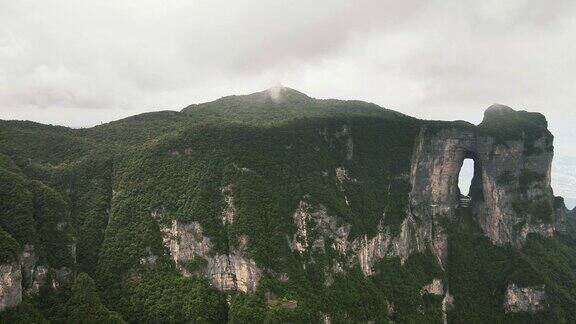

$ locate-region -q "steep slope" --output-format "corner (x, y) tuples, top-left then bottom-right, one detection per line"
(1, 87), (575, 323)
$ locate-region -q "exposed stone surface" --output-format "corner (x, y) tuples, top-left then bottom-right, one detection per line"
(52, 267), (73, 289)
(554, 198), (576, 238)
(289, 200), (351, 255)
(320, 313), (332, 324)
(160, 219), (261, 293)
(161, 221), (210, 269)
(442, 291), (454, 324)
(504, 284), (546, 313)
(289, 198), (424, 276)
(387, 301), (396, 323)
(335, 167), (356, 183)
(159, 105), (563, 307)
(421, 278), (444, 296)
(139, 247), (159, 268)
(0, 239), (76, 312)
(410, 105), (556, 248)
(290, 201), (310, 254)
(353, 216), (421, 275)
(0, 262), (22, 312)
(221, 184), (236, 225)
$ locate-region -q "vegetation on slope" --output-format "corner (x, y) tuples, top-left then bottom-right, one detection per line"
(0, 88), (574, 322)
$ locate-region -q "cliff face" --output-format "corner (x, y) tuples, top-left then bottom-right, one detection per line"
(504, 284), (547, 313)
(0, 244), (75, 313)
(410, 105), (556, 251)
(159, 213), (262, 293)
(0, 262), (21, 312)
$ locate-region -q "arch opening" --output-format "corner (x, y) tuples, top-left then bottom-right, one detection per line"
(458, 159), (474, 197)
(457, 154), (483, 209)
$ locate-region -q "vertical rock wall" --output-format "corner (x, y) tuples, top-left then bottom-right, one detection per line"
(160, 215), (262, 293)
(409, 105), (556, 247)
(0, 262), (22, 312)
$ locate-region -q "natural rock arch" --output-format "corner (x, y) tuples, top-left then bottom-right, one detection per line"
(408, 105), (557, 266)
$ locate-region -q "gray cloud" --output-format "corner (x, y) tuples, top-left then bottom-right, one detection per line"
(1, 0), (575, 201)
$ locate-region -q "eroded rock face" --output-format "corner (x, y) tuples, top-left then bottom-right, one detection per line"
(335, 167), (356, 183)
(421, 278), (444, 296)
(288, 198), (425, 276)
(354, 215), (426, 275)
(221, 184), (236, 225)
(160, 219), (261, 293)
(504, 284), (546, 313)
(0, 262), (22, 312)
(289, 200), (351, 255)
(139, 247), (159, 268)
(0, 241), (75, 311)
(410, 105), (556, 247)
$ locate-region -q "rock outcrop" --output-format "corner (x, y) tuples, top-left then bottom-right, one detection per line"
(353, 215), (425, 275)
(288, 198), (424, 276)
(504, 284), (546, 313)
(289, 200), (350, 256)
(410, 105), (556, 250)
(0, 240), (76, 312)
(421, 278), (444, 296)
(0, 262), (22, 312)
(221, 184), (236, 225)
(160, 219), (261, 293)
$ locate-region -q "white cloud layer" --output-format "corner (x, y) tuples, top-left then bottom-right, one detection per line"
(1, 0), (575, 203)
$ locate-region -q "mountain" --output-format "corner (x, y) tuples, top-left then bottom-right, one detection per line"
(1, 86), (576, 323)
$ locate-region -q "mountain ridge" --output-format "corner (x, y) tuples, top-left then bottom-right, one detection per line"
(1, 87), (576, 323)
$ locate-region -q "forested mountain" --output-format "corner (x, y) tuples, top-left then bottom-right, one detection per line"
(1, 86), (575, 323)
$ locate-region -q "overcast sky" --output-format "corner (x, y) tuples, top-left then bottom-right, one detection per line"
(1, 0), (575, 202)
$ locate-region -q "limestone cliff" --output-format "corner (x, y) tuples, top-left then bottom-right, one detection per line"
(0, 262), (21, 312)
(504, 284), (546, 313)
(0, 242), (75, 312)
(159, 209), (262, 293)
(154, 184), (262, 293)
(410, 104), (557, 251)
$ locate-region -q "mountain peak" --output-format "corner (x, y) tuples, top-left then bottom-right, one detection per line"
(266, 82), (285, 102)
(264, 84), (310, 103)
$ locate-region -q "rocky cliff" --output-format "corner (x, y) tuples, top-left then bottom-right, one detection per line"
(410, 105), (557, 255)
(0, 262), (21, 312)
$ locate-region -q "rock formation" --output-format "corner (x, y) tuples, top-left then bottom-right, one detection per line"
(504, 284), (546, 313)
(160, 219), (262, 293)
(0, 242), (75, 312)
(0, 262), (22, 312)
(409, 105), (557, 268)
